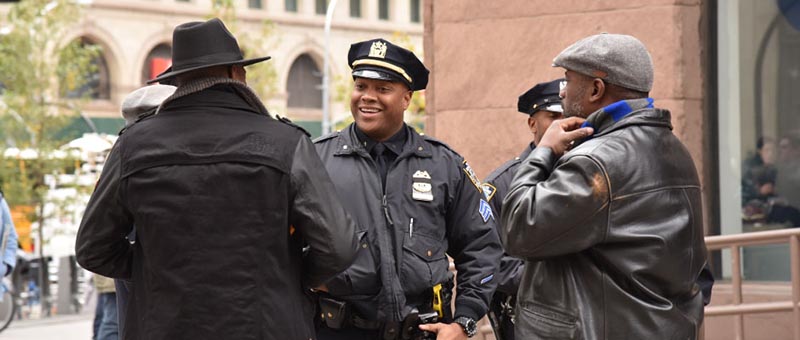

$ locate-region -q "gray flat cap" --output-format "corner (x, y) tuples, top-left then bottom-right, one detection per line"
(121, 84), (176, 125)
(552, 33), (653, 93)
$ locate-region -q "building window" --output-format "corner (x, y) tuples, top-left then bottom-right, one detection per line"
(410, 0), (420, 23)
(349, 0), (361, 18)
(716, 0), (800, 281)
(63, 39), (110, 100)
(141, 44), (172, 85)
(285, 0), (298, 12)
(249, 0), (262, 9)
(316, 0), (327, 15)
(287, 54), (322, 109)
(378, 0), (389, 20)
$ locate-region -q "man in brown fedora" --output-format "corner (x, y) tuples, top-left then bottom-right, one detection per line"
(76, 18), (358, 340)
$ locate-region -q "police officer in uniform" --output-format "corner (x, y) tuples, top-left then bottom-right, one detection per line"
(481, 79), (564, 340)
(314, 38), (503, 340)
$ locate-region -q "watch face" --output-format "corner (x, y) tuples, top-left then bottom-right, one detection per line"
(456, 317), (478, 337)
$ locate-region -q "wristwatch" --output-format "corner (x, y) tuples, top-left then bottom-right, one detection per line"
(454, 316), (478, 338)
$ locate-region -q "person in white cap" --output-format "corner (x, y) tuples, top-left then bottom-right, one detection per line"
(120, 84), (176, 126)
(500, 33), (708, 339)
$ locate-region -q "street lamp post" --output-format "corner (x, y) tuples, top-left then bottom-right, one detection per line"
(322, 0), (339, 136)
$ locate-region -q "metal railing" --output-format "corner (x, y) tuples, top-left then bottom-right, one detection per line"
(704, 228), (800, 340)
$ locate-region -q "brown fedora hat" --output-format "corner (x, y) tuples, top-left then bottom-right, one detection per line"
(147, 18), (270, 84)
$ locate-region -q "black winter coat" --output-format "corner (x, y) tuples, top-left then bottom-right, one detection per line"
(76, 85), (358, 340)
(313, 124), (503, 323)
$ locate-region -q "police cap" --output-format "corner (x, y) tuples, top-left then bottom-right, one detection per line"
(348, 38), (429, 91)
(517, 78), (565, 115)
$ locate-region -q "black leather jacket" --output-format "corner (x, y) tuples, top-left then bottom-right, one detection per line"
(314, 123), (503, 323)
(501, 102), (708, 340)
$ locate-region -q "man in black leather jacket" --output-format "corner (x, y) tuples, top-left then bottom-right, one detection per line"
(501, 33), (708, 339)
(76, 19), (358, 340)
(482, 78), (564, 340)
(314, 38), (502, 340)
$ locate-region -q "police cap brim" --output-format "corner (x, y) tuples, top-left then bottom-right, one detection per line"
(352, 68), (412, 89)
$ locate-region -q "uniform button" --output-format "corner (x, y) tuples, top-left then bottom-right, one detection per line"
(427, 250), (432, 257)
(327, 312), (333, 318)
(362, 243), (368, 248)
(343, 145), (348, 150)
(418, 146), (423, 151)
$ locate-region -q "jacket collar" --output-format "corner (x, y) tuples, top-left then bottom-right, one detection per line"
(334, 123), (432, 158)
(579, 98), (672, 139)
(162, 85), (263, 116)
(518, 143), (535, 160)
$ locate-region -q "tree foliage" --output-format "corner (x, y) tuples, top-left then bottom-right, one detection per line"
(0, 0), (97, 204)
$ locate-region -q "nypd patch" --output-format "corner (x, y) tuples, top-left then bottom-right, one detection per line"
(479, 199), (494, 223)
(462, 161), (482, 193)
(481, 183), (497, 202)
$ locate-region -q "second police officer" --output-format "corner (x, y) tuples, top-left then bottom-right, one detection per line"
(481, 79), (564, 340)
(314, 38), (503, 340)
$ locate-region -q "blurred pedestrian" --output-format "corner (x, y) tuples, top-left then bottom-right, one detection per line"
(92, 274), (118, 340)
(113, 83), (177, 336)
(0, 190), (19, 302)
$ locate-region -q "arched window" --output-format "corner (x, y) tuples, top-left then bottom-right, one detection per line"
(141, 44), (172, 85)
(63, 38), (110, 100)
(286, 54), (322, 109)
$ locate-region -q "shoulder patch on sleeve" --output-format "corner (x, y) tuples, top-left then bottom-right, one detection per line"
(277, 115), (311, 137)
(481, 183), (497, 202)
(479, 199), (495, 223)
(462, 160), (482, 193)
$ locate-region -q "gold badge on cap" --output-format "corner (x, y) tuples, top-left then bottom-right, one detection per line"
(369, 41), (388, 59)
(412, 170), (433, 202)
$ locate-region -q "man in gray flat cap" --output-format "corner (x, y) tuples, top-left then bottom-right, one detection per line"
(500, 33), (708, 339)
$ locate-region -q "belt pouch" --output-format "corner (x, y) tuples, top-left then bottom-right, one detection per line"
(319, 297), (349, 329)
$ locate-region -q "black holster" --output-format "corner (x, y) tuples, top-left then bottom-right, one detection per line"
(319, 296), (351, 329)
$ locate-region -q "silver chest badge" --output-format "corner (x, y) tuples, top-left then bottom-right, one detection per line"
(412, 170), (433, 202)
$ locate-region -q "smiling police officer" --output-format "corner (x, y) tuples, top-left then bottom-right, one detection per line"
(313, 38), (503, 340)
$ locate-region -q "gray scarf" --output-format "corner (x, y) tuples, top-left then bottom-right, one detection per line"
(156, 77), (273, 118)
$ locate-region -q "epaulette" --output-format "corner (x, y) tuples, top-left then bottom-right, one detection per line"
(421, 134), (458, 154)
(134, 110), (157, 124)
(118, 109), (158, 136)
(313, 131), (340, 144)
(276, 115), (310, 137)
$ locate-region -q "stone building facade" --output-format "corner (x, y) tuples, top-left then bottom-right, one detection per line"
(423, 1), (800, 339)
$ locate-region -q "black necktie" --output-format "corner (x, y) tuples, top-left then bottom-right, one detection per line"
(372, 143), (389, 189)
